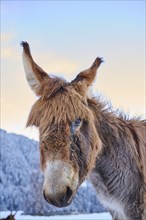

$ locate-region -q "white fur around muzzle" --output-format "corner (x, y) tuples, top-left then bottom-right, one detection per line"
(43, 160), (78, 195)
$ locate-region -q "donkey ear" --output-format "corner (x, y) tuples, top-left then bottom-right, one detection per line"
(21, 41), (49, 95)
(71, 57), (103, 95)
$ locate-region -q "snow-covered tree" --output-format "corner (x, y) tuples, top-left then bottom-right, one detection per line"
(0, 129), (105, 214)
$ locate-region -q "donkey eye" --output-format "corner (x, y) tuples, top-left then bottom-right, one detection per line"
(74, 118), (81, 127)
(70, 118), (82, 134)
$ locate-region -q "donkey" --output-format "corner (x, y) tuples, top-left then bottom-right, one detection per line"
(21, 42), (146, 220)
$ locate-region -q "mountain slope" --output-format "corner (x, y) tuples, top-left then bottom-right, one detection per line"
(0, 129), (105, 214)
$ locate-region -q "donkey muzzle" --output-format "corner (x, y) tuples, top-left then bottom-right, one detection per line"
(43, 185), (73, 207)
(43, 160), (78, 207)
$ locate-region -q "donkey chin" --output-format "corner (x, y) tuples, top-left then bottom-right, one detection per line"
(42, 160), (79, 207)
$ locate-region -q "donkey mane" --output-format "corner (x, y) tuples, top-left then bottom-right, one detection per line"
(88, 96), (146, 188)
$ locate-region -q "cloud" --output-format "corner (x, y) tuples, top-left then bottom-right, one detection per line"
(45, 57), (78, 80)
(1, 33), (13, 42)
(1, 32), (78, 79)
(1, 32), (19, 59)
(32, 51), (79, 81)
(1, 47), (15, 59)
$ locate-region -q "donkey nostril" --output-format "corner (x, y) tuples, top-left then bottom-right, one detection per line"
(43, 187), (73, 207)
(43, 190), (48, 202)
(64, 186), (73, 202)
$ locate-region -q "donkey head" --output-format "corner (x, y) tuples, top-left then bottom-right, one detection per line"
(21, 42), (102, 207)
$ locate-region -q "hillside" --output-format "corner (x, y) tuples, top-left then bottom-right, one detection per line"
(0, 129), (105, 215)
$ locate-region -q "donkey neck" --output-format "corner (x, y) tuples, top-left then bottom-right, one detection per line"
(88, 96), (145, 178)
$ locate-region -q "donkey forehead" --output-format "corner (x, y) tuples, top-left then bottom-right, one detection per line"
(43, 90), (90, 119)
(27, 83), (93, 129)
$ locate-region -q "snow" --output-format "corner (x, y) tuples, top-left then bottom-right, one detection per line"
(0, 129), (105, 214)
(0, 211), (112, 220)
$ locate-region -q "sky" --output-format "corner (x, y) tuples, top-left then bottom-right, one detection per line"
(1, 0), (145, 141)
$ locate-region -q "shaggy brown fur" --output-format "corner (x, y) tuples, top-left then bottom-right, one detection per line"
(21, 42), (146, 219)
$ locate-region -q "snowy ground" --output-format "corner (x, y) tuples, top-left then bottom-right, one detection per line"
(0, 211), (112, 220)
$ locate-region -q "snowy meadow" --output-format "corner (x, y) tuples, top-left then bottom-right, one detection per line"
(0, 211), (111, 220)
